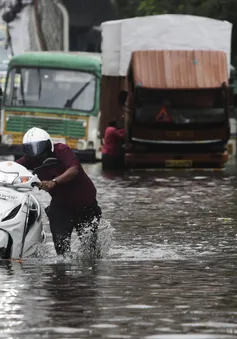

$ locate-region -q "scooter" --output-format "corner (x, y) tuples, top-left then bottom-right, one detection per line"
(0, 157), (58, 260)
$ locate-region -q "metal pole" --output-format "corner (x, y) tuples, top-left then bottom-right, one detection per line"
(56, 1), (69, 51)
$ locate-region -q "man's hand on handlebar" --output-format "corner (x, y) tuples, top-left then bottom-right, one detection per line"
(31, 180), (57, 192)
(39, 180), (57, 192)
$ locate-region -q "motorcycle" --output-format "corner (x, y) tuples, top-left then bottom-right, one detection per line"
(0, 157), (58, 260)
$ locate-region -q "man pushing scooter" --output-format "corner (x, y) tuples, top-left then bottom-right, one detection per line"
(17, 127), (102, 256)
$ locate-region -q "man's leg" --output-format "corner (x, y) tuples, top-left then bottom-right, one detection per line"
(46, 202), (74, 255)
(102, 154), (117, 170)
(74, 200), (102, 252)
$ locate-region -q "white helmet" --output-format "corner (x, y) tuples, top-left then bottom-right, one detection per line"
(22, 127), (54, 157)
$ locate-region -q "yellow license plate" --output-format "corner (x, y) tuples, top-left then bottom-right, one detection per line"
(165, 160), (193, 168)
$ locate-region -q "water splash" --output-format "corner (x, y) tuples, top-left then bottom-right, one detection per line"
(28, 218), (114, 264)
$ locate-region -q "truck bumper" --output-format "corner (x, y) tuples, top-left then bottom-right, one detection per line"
(125, 152), (228, 169)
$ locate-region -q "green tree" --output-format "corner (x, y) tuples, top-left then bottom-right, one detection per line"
(113, 0), (140, 18)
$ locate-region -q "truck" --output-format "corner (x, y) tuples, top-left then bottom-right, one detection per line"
(100, 14), (233, 169)
(0, 51), (102, 161)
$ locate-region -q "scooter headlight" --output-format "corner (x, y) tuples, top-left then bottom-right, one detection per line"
(13, 176), (32, 184)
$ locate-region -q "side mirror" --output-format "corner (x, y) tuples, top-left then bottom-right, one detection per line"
(118, 90), (128, 106)
(43, 157), (59, 166)
(32, 158), (59, 174)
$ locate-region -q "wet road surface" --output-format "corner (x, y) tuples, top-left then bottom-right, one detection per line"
(1, 163), (237, 338)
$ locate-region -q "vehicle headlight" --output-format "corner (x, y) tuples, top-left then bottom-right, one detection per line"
(2, 134), (13, 145)
(77, 139), (86, 150)
(13, 176), (32, 184)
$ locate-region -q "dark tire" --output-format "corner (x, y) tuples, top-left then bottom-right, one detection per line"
(0, 235), (12, 259)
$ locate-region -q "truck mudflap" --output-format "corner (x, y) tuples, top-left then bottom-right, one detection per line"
(125, 152), (228, 169)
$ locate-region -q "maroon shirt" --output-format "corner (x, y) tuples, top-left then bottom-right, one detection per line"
(17, 143), (97, 208)
(102, 127), (124, 156)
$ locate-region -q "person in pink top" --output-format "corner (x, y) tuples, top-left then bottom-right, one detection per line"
(102, 120), (125, 170)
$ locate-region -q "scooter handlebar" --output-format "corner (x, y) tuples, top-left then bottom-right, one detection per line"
(31, 182), (41, 189)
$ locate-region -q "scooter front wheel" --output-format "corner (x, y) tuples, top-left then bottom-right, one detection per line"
(0, 230), (12, 259)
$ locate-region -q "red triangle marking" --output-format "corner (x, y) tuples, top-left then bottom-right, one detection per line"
(155, 106), (171, 122)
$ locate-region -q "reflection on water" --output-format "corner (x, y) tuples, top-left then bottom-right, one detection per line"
(1, 162), (237, 338)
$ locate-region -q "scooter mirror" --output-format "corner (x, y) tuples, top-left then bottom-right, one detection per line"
(43, 157), (59, 166)
(33, 158), (59, 174)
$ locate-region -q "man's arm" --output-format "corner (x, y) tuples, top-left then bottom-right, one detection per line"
(115, 129), (125, 138)
(53, 166), (78, 185)
(40, 167), (78, 192)
(40, 145), (80, 191)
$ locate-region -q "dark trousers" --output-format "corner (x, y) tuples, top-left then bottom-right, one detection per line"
(45, 200), (102, 255)
(102, 153), (124, 170)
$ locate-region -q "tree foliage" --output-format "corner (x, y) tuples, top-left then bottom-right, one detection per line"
(114, 0), (237, 66)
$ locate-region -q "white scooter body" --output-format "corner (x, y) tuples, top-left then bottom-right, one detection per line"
(0, 161), (45, 259)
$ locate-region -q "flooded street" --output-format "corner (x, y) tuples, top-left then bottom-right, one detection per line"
(1, 162), (237, 338)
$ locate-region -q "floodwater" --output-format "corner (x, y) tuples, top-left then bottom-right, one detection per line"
(1, 162), (237, 339)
